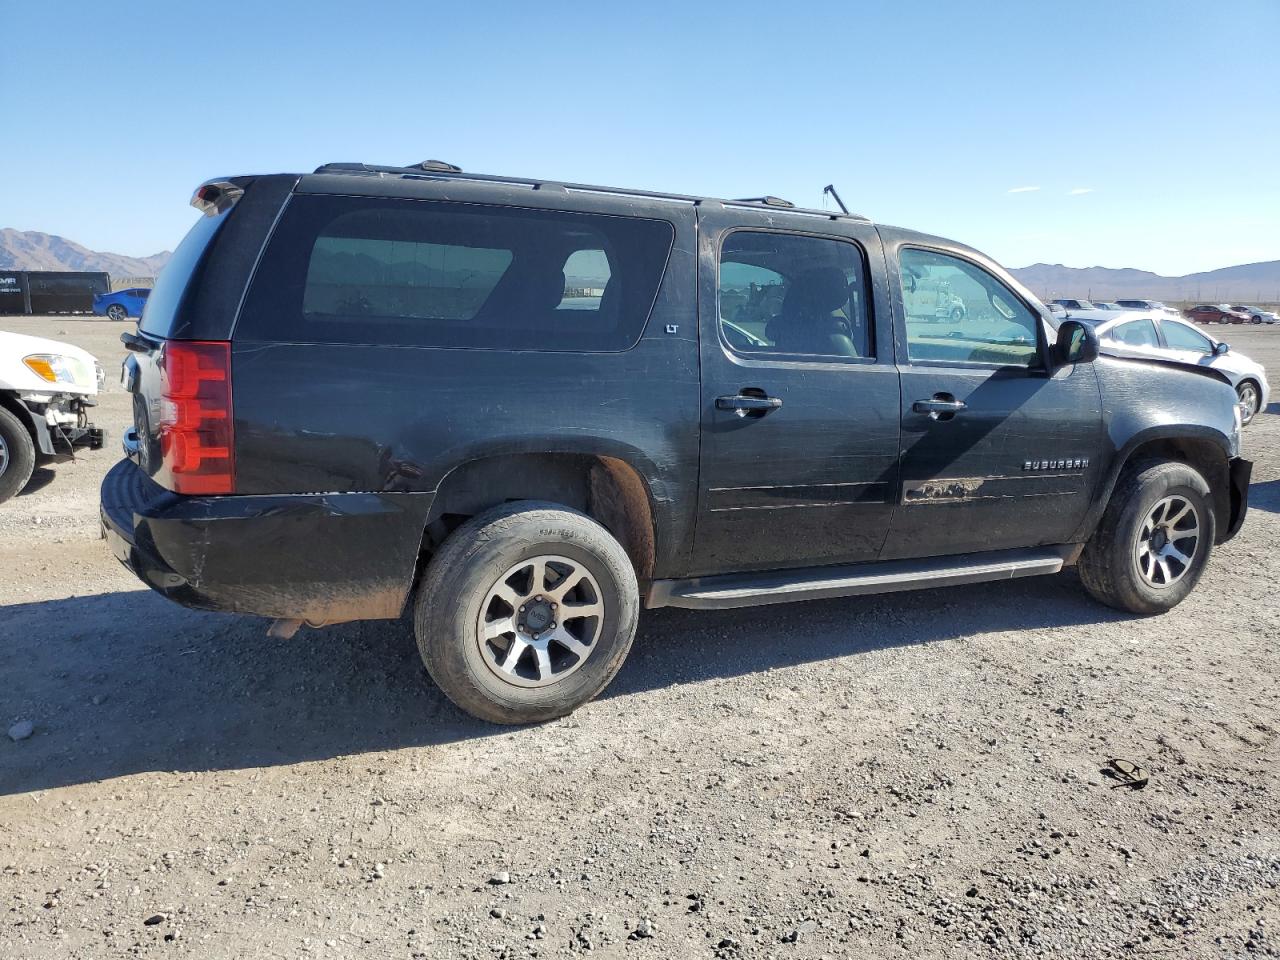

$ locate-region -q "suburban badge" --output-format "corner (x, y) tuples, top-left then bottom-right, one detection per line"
(1023, 458), (1089, 471)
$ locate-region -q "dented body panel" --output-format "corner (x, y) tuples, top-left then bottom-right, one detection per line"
(101, 458), (431, 621)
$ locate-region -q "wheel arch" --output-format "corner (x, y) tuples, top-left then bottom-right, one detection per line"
(1077, 427), (1234, 546)
(418, 450), (660, 590)
(0, 391), (48, 455)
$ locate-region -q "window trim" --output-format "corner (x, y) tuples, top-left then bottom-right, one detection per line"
(714, 226), (877, 367)
(895, 243), (1049, 372)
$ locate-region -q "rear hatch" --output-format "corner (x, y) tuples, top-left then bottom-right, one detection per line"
(121, 174), (298, 492)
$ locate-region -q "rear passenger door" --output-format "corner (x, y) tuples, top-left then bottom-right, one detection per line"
(690, 205), (900, 576)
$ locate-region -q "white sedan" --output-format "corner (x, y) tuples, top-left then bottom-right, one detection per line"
(1082, 312), (1270, 424)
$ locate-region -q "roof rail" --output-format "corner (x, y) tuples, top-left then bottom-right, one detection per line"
(308, 162), (870, 222)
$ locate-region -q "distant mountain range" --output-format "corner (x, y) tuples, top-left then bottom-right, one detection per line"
(0, 229), (171, 278)
(1008, 261), (1280, 304)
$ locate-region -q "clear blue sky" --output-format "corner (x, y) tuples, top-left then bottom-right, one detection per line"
(3, 0), (1276, 276)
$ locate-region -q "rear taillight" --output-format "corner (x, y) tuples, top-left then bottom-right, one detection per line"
(159, 340), (234, 495)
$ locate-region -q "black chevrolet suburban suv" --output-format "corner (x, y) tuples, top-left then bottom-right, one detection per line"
(102, 162), (1251, 724)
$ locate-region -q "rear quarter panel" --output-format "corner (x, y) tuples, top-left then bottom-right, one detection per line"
(230, 197), (700, 579)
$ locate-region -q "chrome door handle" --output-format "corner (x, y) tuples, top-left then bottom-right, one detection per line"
(912, 398), (966, 413)
(717, 394), (783, 415)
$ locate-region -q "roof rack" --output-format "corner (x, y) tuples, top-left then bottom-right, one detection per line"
(309, 161), (871, 222)
(732, 195), (795, 208)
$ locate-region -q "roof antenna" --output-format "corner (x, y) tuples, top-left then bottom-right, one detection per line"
(823, 184), (849, 215)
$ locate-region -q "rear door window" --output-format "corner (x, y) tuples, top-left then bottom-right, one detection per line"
(238, 195), (674, 351)
(717, 231), (872, 360)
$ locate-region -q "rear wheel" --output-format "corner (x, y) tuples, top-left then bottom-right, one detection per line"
(413, 502), (639, 724)
(1078, 460), (1215, 614)
(1237, 381), (1261, 424)
(0, 406), (37, 505)
(106, 304), (127, 321)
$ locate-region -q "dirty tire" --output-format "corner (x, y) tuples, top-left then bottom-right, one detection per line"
(1078, 460), (1215, 615)
(414, 501), (639, 725)
(0, 405), (37, 506)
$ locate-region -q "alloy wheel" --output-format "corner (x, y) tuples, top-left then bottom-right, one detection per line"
(1238, 383), (1260, 423)
(476, 555), (605, 688)
(1135, 495), (1200, 587)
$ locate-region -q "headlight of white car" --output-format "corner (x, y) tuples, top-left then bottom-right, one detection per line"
(22, 353), (91, 386)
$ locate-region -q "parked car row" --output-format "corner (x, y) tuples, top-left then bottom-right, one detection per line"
(1052, 298), (1184, 319)
(1186, 303), (1279, 325)
(1052, 298), (1279, 326)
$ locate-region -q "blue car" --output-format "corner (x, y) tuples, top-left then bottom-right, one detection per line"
(93, 287), (150, 321)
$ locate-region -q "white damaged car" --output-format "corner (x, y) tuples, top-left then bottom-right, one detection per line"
(0, 330), (105, 503)
(1059, 311), (1270, 425)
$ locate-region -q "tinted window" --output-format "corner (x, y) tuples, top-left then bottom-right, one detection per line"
(238, 196), (674, 351)
(1116, 300), (1146, 309)
(1106, 318), (1160, 347)
(1162, 320), (1213, 353)
(140, 211), (228, 337)
(899, 248), (1039, 366)
(718, 231), (871, 359)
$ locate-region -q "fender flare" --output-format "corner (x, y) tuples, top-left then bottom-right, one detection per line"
(0, 394), (54, 456)
(1071, 424), (1235, 543)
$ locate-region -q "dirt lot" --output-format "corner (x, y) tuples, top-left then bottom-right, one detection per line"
(2, 317), (1278, 959)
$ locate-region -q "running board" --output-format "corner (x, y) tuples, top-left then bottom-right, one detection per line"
(645, 546), (1076, 610)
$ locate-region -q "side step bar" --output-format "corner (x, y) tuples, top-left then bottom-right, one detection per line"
(645, 546), (1079, 611)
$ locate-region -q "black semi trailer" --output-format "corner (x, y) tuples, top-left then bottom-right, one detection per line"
(0, 271), (110, 315)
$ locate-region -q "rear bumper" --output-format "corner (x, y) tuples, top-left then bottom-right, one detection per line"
(100, 458), (435, 622)
(1223, 456), (1252, 543)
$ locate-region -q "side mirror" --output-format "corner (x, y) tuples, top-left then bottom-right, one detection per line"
(1055, 320), (1099, 366)
(1214, 341), (1230, 356)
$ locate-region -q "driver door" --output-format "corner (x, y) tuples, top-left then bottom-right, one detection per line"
(878, 236), (1104, 560)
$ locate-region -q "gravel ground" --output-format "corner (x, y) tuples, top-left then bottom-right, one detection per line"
(1, 317), (1278, 959)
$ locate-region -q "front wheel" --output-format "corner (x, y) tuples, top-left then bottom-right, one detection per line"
(106, 304), (127, 321)
(1078, 460), (1215, 614)
(413, 501), (639, 724)
(1237, 381), (1261, 424)
(0, 405), (37, 505)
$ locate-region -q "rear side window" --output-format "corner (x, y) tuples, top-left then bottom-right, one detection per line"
(140, 211), (228, 337)
(238, 195), (674, 351)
